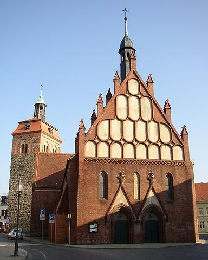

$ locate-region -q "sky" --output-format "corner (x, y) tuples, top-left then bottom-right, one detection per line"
(0, 0), (208, 194)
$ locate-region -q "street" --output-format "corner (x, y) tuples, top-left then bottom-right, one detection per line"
(1, 233), (208, 260)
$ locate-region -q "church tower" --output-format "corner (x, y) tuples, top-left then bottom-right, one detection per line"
(8, 87), (62, 233)
(119, 8), (135, 82)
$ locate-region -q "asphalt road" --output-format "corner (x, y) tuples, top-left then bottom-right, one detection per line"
(23, 243), (208, 260)
(1, 233), (208, 260)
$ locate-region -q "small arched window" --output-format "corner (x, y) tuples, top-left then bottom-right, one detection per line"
(166, 173), (174, 201)
(21, 144), (25, 153)
(24, 144), (28, 154)
(134, 172), (140, 200)
(100, 171), (108, 199)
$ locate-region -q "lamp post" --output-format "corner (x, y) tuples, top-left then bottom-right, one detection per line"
(14, 179), (23, 256)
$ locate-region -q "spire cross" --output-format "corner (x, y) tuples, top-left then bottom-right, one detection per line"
(122, 8), (128, 20)
(122, 8), (128, 36)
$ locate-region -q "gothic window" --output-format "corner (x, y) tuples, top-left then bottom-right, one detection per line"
(100, 171), (108, 199)
(21, 143), (28, 154)
(166, 173), (174, 201)
(21, 144), (25, 153)
(134, 172), (140, 200)
(25, 144), (28, 154)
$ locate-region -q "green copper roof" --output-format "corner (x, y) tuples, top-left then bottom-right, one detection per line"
(35, 86), (45, 104)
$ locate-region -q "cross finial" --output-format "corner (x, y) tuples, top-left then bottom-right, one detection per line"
(122, 8), (128, 36)
(122, 8), (128, 19)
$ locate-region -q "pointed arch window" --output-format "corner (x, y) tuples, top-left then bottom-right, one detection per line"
(21, 144), (25, 153)
(25, 144), (28, 154)
(100, 171), (108, 199)
(21, 144), (28, 154)
(134, 172), (140, 200)
(166, 173), (174, 201)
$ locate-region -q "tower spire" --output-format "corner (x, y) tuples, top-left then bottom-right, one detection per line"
(122, 8), (128, 36)
(34, 83), (47, 121)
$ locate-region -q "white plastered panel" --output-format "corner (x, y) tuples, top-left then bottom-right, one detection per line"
(136, 144), (147, 159)
(160, 124), (171, 143)
(173, 145), (184, 160)
(128, 79), (139, 95)
(141, 97), (152, 121)
(149, 144), (160, 159)
(97, 120), (109, 141)
(85, 141), (96, 157)
(123, 143), (135, 158)
(123, 120), (134, 142)
(111, 142), (122, 158)
(116, 95), (128, 120)
(135, 120), (147, 141)
(161, 145), (172, 160)
(148, 121), (159, 143)
(129, 96), (140, 121)
(97, 142), (109, 158)
(110, 119), (122, 141)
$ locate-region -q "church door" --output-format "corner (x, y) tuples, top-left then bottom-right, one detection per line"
(113, 211), (129, 244)
(144, 211), (159, 243)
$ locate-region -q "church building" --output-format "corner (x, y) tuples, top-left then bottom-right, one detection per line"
(8, 14), (198, 244)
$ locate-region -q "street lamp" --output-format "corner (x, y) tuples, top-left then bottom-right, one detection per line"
(14, 179), (23, 256)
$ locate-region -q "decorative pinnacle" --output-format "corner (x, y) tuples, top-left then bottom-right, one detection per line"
(147, 172), (155, 187)
(117, 171), (125, 185)
(122, 8), (128, 36)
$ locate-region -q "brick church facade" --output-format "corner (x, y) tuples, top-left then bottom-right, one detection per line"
(9, 16), (198, 244)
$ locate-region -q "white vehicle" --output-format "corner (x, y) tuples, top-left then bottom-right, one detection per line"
(8, 228), (23, 240)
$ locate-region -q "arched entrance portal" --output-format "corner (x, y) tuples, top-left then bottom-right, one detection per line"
(144, 211), (159, 243)
(113, 211), (129, 244)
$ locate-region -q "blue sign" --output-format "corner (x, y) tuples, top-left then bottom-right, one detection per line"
(40, 209), (45, 215)
(40, 209), (45, 220)
(49, 214), (55, 223)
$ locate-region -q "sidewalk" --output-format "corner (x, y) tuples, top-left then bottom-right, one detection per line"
(0, 242), (27, 260)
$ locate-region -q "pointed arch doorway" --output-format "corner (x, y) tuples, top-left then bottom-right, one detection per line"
(144, 211), (159, 243)
(113, 211), (129, 244)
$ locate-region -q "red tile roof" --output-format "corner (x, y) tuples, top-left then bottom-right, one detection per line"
(12, 117), (62, 142)
(195, 183), (208, 201)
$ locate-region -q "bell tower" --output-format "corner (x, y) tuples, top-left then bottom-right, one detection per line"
(119, 8), (135, 82)
(34, 84), (47, 122)
(9, 86), (62, 233)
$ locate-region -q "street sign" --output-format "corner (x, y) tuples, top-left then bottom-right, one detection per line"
(49, 214), (55, 223)
(40, 209), (45, 221)
(89, 222), (98, 233)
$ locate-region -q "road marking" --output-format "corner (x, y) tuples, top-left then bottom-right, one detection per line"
(32, 248), (47, 259)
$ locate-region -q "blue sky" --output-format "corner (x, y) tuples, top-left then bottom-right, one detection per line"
(1, 0), (208, 194)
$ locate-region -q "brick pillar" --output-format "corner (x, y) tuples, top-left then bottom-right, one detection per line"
(147, 74), (154, 96)
(181, 125), (190, 161)
(164, 99), (171, 123)
(96, 94), (103, 119)
(130, 50), (136, 71)
(114, 71), (120, 95)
